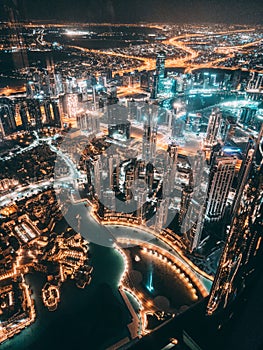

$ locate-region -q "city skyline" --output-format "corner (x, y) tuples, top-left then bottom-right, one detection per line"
(0, 8), (262, 350)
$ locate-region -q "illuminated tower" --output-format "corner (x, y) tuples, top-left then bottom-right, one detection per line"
(54, 72), (64, 96)
(182, 196), (205, 252)
(93, 156), (102, 199)
(180, 150), (207, 252)
(125, 162), (138, 200)
(231, 137), (255, 215)
(136, 183), (147, 222)
(155, 198), (170, 231)
(77, 111), (100, 137)
(239, 107), (257, 126)
(64, 93), (79, 119)
(156, 51), (166, 81)
(155, 144), (178, 231)
(142, 108), (158, 163)
(179, 185), (193, 225)
(205, 108), (222, 147)
(205, 156), (236, 221)
(207, 126), (263, 316)
(146, 163), (154, 192)
(190, 149), (206, 189)
(163, 143), (178, 197)
(108, 154), (120, 190)
(220, 116), (236, 142)
(151, 73), (159, 99)
(151, 51), (166, 98)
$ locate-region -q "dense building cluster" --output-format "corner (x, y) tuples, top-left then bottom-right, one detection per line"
(0, 21), (262, 349)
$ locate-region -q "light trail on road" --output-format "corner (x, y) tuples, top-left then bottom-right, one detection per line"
(70, 27), (263, 80)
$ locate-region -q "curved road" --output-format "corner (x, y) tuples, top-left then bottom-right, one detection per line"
(69, 27), (263, 76)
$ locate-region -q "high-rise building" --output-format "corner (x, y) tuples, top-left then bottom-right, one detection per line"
(179, 185), (193, 225)
(171, 104), (185, 138)
(151, 51), (166, 98)
(0, 96), (62, 136)
(125, 161), (138, 200)
(108, 153), (120, 190)
(162, 143), (178, 197)
(54, 72), (64, 96)
(180, 150), (207, 251)
(190, 149), (206, 189)
(231, 137), (255, 215)
(151, 73), (159, 99)
(63, 93), (79, 119)
(205, 108), (222, 147)
(220, 116), (236, 142)
(19, 100), (31, 130)
(182, 193), (206, 252)
(142, 107), (158, 163)
(205, 156), (236, 221)
(26, 67), (56, 98)
(142, 123), (157, 162)
(136, 183), (147, 222)
(140, 71), (150, 90)
(239, 107), (257, 126)
(156, 51), (166, 82)
(93, 156), (102, 199)
(155, 198), (169, 231)
(172, 117), (185, 138)
(146, 163), (154, 192)
(127, 101), (137, 120)
(77, 111), (100, 137)
(207, 126), (263, 315)
(39, 99), (61, 128)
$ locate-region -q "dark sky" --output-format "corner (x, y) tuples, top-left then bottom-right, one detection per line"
(1, 0), (263, 24)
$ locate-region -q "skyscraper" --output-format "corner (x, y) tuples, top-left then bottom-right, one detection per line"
(151, 51), (166, 98)
(156, 51), (166, 80)
(162, 143), (178, 197)
(77, 111), (100, 137)
(205, 156), (236, 221)
(63, 93), (79, 119)
(231, 137), (255, 215)
(181, 191), (206, 252)
(142, 107), (158, 163)
(136, 182), (147, 222)
(155, 198), (169, 231)
(204, 108), (222, 147)
(151, 73), (159, 99)
(239, 107), (257, 126)
(180, 150), (207, 252)
(93, 156), (102, 199)
(207, 126), (263, 315)
(179, 185), (193, 225)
